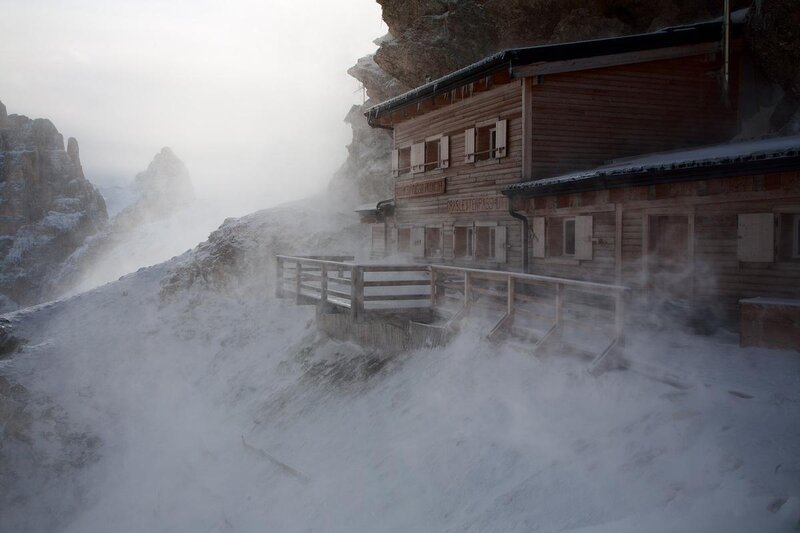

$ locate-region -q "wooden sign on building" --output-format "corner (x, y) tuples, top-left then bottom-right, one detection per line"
(447, 196), (509, 214)
(396, 178), (446, 199)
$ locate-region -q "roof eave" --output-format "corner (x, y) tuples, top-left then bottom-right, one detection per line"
(502, 155), (800, 199)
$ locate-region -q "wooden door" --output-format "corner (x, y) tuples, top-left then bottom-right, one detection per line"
(647, 215), (691, 298)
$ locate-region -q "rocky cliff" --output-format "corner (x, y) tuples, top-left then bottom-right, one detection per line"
(747, 0), (800, 133)
(0, 101), (107, 309)
(46, 147), (196, 297)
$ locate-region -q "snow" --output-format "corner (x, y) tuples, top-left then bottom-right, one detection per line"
(1, 238), (799, 531)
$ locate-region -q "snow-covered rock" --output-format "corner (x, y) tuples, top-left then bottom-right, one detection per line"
(46, 147), (200, 297)
(0, 101), (107, 309)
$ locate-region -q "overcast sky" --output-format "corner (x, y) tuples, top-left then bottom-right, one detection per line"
(0, 0), (386, 214)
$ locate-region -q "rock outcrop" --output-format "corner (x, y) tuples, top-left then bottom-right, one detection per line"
(46, 147), (195, 297)
(372, 0), (750, 89)
(747, 0), (800, 133)
(0, 101), (107, 309)
(117, 146), (194, 226)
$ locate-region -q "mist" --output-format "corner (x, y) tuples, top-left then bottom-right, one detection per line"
(0, 0), (386, 214)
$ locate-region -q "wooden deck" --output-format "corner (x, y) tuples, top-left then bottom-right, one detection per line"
(276, 255), (629, 372)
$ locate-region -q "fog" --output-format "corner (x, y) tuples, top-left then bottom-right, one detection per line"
(0, 0), (386, 215)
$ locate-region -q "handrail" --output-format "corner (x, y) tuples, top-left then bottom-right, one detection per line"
(429, 264), (629, 294)
(276, 255), (629, 352)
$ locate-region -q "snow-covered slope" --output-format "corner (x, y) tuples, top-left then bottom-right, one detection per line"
(1, 204), (798, 532)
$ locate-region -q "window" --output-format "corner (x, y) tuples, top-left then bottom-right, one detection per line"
(425, 227), (442, 258)
(476, 125), (496, 162)
(541, 216), (593, 260)
(563, 218), (576, 256)
(454, 225), (474, 258)
(424, 139), (440, 172)
(394, 136), (448, 175)
(777, 213), (800, 261)
(398, 147), (411, 174)
(397, 227), (411, 253)
(473, 223), (507, 263)
(464, 120), (506, 163)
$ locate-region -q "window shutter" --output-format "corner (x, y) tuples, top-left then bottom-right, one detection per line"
(494, 226), (507, 263)
(575, 215), (593, 260)
(389, 226), (398, 254)
(464, 128), (476, 163)
(439, 135), (450, 169)
(738, 213), (774, 262)
(495, 119), (507, 158)
(532, 217), (545, 258)
(411, 143), (425, 173)
(371, 224), (386, 258)
(411, 226), (425, 259)
(391, 149), (399, 177)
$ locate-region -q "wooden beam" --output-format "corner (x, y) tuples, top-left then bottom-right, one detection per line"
(512, 42), (721, 79)
(521, 78), (534, 181)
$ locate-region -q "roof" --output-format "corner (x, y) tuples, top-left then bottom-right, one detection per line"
(354, 199), (395, 214)
(366, 9), (747, 123)
(503, 134), (800, 198)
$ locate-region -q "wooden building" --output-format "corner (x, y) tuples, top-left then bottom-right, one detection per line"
(365, 13), (747, 272)
(361, 9), (800, 337)
(503, 136), (800, 326)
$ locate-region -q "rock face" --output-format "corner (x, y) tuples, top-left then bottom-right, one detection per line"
(121, 146), (194, 225)
(747, 0), (800, 133)
(0, 101), (107, 309)
(46, 147), (195, 297)
(372, 0), (749, 89)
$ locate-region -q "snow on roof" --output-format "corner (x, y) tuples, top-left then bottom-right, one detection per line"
(366, 9), (748, 122)
(354, 199), (394, 214)
(504, 134), (800, 197)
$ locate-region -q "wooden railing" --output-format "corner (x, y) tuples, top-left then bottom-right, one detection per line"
(275, 255), (629, 370)
(275, 255), (430, 319)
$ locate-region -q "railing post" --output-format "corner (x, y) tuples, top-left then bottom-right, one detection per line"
(555, 282), (563, 326)
(320, 264), (328, 305)
(614, 291), (625, 344)
(351, 265), (364, 320)
(430, 267), (437, 308)
(275, 257), (284, 298)
(507, 276), (515, 316)
(295, 260), (302, 304)
(464, 271), (472, 309)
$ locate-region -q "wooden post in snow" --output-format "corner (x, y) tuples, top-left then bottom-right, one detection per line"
(295, 261), (302, 305)
(507, 276), (515, 316)
(351, 266), (364, 319)
(275, 257), (284, 298)
(320, 264), (328, 305)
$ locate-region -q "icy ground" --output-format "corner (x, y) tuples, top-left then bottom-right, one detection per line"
(1, 241), (799, 531)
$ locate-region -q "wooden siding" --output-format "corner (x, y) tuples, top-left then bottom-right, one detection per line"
(526, 171), (800, 322)
(530, 54), (739, 179)
(393, 81), (525, 270)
